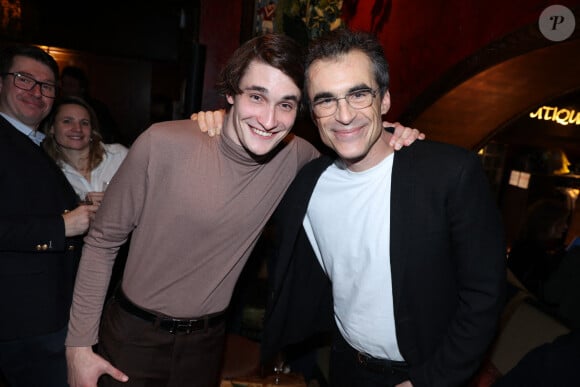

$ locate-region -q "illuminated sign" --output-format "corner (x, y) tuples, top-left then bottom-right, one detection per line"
(529, 106), (580, 126)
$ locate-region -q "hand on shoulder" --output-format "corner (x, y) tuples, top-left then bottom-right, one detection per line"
(191, 109), (226, 137)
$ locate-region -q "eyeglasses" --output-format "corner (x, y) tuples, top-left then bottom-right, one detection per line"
(311, 88), (378, 117)
(3, 72), (57, 98)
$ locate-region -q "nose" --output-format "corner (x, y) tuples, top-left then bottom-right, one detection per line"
(29, 83), (43, 97)
(258, 106), (278, 130)
(335, 98), (356, 124)
(70, 121), (82, 131)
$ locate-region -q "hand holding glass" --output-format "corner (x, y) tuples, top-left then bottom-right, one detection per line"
(80, 191), (105, 207)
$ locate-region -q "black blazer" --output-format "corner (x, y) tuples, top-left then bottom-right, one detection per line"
(0, 115), (82, 340)
(261, 140), (507, 387)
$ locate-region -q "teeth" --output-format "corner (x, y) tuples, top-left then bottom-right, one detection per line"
(252, 128), (273, 137)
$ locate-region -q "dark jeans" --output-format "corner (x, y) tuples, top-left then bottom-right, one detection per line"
(0, 326), (68, 387)
(329, 333), (409, 387)
(98, 298), (227, 387)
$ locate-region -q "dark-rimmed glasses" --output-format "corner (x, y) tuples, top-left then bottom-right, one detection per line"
(311, 88), (378, 117)
(3, 72), (57, 98)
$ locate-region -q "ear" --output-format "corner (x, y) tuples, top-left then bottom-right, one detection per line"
(226, 94), (234, 105)
(380, 90), (391, 115)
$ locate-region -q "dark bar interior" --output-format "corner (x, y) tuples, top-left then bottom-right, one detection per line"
(1, 1), (579, 386)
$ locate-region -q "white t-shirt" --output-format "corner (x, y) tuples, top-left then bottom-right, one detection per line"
(303, 153), (404, 361)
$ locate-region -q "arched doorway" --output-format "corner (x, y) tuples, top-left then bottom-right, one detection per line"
(403, 24), (580, 246)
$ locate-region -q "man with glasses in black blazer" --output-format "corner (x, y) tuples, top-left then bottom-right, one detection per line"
(0, 44), (96, 387)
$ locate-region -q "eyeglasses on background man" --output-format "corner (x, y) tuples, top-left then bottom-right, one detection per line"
(2, 72), (57, 98)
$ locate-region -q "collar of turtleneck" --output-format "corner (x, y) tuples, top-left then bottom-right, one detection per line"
(218, 131), (280, 167)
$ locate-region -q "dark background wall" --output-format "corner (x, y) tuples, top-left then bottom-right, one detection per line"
(18, 0), (188, 61)
(348, 0), (579, 120)
(1, 0), (200, 143)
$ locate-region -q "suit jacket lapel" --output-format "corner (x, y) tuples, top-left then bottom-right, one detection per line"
(0, 115), (79, 207)
(390, 147), (414, 313)
(269, 155), (333, 294)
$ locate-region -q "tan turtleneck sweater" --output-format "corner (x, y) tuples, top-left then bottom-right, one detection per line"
(66, 119), (319, 346)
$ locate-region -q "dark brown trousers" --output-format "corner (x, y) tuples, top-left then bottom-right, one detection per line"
(97, 298), (226, 387)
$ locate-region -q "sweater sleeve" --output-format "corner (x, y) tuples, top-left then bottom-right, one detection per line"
(66, 130), (152, 346)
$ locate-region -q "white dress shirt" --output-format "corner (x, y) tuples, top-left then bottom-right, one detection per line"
(0, 112), (45, 145)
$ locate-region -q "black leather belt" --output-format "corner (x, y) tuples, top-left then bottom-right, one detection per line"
(115, 289), (226, 335)
(355, 351), (408, 375)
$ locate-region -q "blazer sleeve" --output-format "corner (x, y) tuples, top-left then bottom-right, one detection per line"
(0, 215), (68, 252)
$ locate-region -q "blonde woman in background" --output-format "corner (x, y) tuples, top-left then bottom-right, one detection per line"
(42, 96), (128, 206)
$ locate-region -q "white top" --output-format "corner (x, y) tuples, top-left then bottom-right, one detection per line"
(303, 153), (403, 361)
(59, 142), (128, 198)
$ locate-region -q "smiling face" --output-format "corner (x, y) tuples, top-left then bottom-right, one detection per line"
(0, 55), (55, 128)
(307, 50), (392, 172)
(49, 103), (92, 152)
(223, 60), (301, 157)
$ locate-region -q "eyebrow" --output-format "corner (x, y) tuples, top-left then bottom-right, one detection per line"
(60, 115), (89, 120)
(243, 85), (300, 102)
(312, 83), (372, 101)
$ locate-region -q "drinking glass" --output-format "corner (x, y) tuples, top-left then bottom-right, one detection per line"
(79, 192), (93, 205)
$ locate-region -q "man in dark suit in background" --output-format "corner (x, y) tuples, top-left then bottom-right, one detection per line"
(0, 45), (97, 387)
(260, 28), (506, 387)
